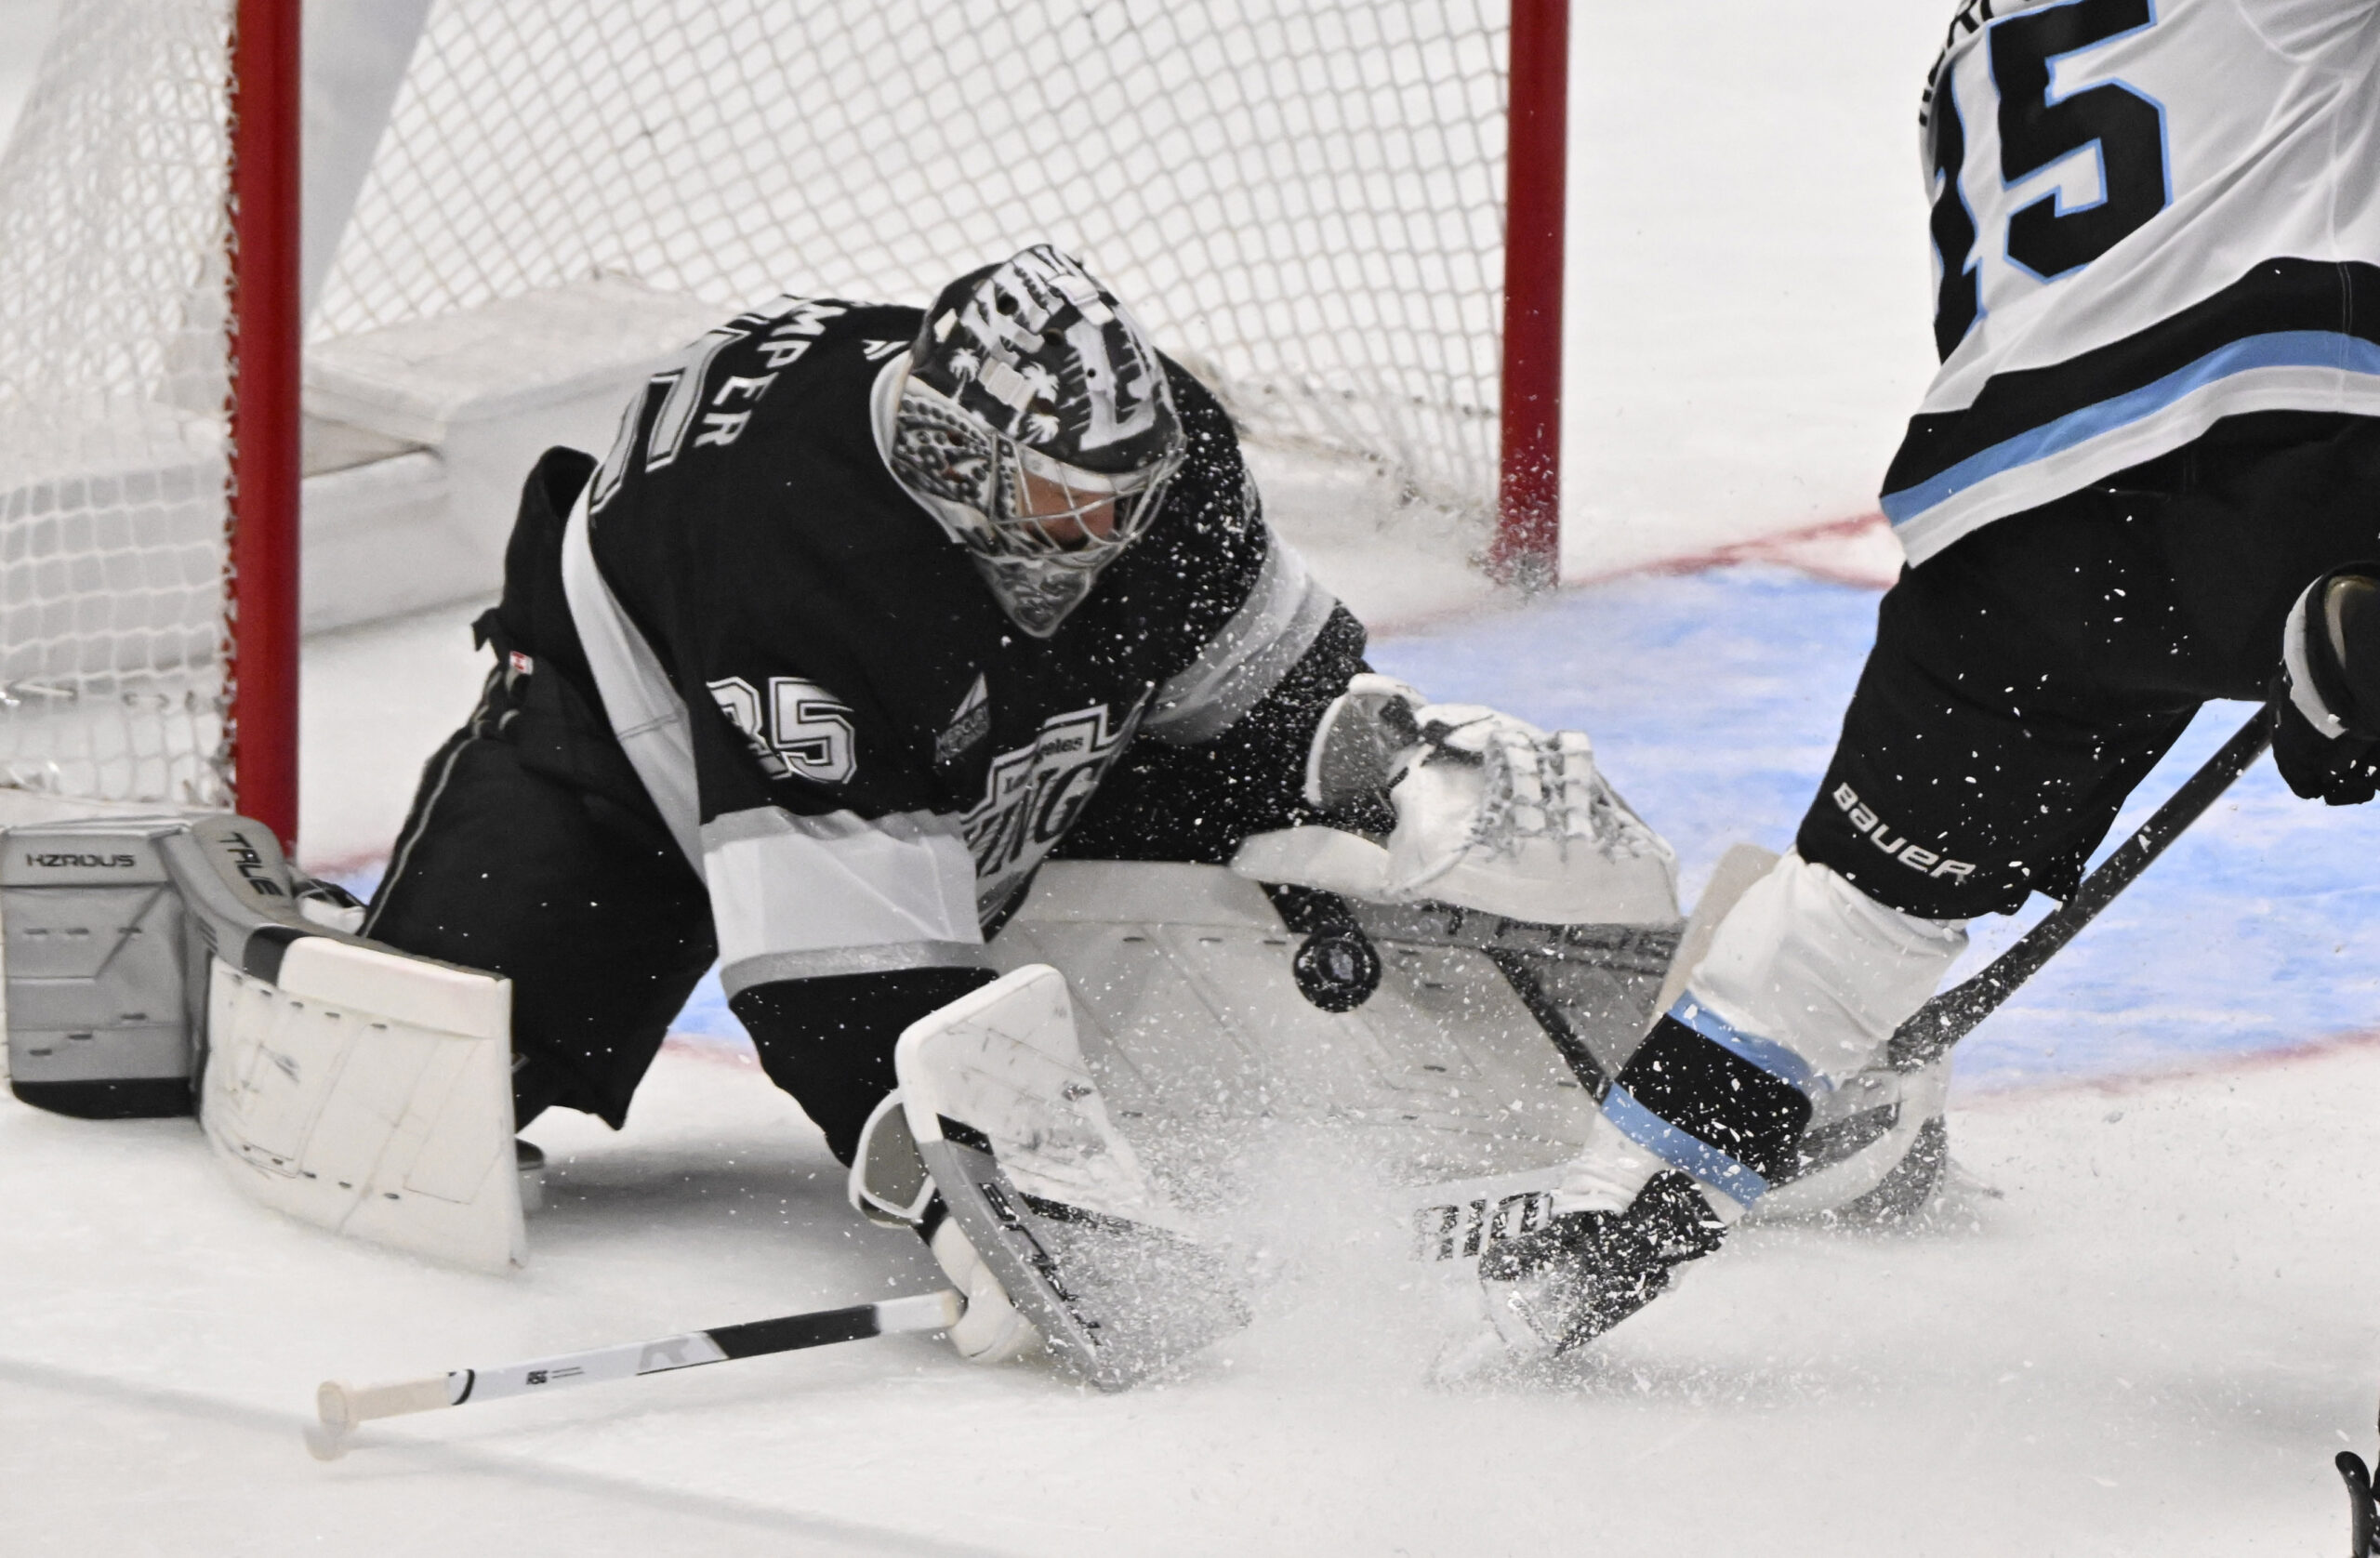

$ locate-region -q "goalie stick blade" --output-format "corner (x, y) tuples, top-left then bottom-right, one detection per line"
(918, 1135), (1249, 1392)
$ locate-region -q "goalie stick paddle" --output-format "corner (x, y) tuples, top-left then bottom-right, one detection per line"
(1886, 704), (2274, 1073)
(304, 1288), (961, 1461)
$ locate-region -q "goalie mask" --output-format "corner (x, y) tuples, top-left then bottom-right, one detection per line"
(889, 245), (1186, 637)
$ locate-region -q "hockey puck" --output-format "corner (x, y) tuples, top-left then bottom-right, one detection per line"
(1291, 928), (1381, 1012)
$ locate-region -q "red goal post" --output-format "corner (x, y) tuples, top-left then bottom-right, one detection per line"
(228, 0), (302, 852)
(1, 0), (1569, 850)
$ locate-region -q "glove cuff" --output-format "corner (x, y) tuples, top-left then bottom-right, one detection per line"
(2284, 576), (2352, 739)
(1302, 673), (1423, 811)
(2285, 564), (2380, 741)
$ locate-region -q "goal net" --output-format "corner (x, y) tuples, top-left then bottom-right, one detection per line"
(0, 0), (1527, 817)
(0, 0), (237, 811)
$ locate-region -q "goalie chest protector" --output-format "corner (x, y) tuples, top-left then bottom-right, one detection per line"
(1, 818), (200, 1119)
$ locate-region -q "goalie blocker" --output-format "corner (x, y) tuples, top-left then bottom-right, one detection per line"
(1, 814), (527, 1273)
(858, 963), (1252, 1392)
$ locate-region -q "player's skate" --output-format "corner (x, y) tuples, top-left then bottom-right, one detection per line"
(2336, 1392), (2380, 1558)
(1475, 1171), (1725, 1355)
(894, 964), (1249, 1391)
(2340, 1446), (2378, 1558)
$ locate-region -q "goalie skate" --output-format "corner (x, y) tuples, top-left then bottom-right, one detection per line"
(895, 965), (1250, 1391)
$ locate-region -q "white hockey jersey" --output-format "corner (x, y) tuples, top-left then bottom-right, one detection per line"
(1884, 0), (2380, 563)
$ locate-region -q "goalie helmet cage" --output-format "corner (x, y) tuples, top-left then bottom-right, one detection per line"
(0, 0), (1569, 846)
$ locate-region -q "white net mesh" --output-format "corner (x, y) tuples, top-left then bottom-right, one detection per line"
(0, 0), (234, 807)
(0, 0), (1509, 809)
(320, 0), (1510, 508)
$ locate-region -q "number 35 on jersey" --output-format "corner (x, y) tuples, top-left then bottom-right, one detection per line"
(709, 676), (858, 785)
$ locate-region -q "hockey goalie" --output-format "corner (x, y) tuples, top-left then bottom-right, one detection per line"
(0, 247), (1947, 1383)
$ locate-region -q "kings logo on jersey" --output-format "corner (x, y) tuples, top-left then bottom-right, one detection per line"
(963, 702), (1138, 911)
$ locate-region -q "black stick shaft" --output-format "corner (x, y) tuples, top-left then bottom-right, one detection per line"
(1886, 705), (2273, 1072)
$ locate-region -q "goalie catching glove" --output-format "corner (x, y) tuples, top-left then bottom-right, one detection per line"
(1232, 673), (1678, 924)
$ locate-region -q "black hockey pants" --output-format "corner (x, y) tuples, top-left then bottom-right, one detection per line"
(363, 450), (717, 1131)
(1798, 411), (2380, 920)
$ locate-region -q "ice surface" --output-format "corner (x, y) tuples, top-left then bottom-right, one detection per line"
(9, 0), (2380, 1551)
(8, 1016), (2380, 1554)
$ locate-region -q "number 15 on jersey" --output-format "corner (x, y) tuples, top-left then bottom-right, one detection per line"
(1926, 0), (2172, 360)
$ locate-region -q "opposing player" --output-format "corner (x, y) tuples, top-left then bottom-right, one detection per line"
(360, 245), (1667, 1370)
(1480, 0), (2380, 1353)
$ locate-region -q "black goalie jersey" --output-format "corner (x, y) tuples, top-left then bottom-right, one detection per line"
(558, 296), (1345, 1000)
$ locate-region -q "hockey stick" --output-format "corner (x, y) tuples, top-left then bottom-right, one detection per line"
(2339, 1448), (2377, 1558)
(305, 1288), (960, 1461)
(1885, 703), (2273, 1072)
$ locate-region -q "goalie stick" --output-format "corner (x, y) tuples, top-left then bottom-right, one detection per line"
(305, 1288), (961, 1460)
(1886, 703), (2274, 1072)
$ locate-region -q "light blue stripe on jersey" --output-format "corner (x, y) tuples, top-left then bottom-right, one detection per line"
(1665, 996), (1830, 1096)
(1603, 1086), (1771, 1205)
(1882, 330), (2380, 529)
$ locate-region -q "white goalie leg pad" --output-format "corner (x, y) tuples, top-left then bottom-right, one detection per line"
(166, 815), (524, 1274)
(203, 946), (522, 1274)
